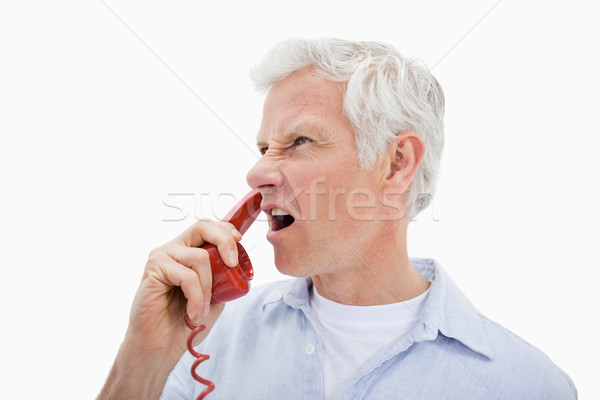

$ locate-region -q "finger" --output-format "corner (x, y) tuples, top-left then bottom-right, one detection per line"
(164, 246), (213, 316)
(165, 245), (210, 272)
(224, 222), (243, 241)
(191, 302), (225, 346)
(195, 255), (213, 317)
(151, 252), (205, 324)
(215, 221), (243, 240)
(179, 220), (241, 248)
(179, 220), (240, 267)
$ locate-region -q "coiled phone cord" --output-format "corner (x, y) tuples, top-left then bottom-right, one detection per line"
(184, 314), (215, 399)
(180, 190), (261, 399)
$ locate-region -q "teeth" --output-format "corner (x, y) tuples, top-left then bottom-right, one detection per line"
(271, 207), (289, 216)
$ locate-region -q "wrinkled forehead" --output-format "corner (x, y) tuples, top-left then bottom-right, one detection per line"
(257, 68), (345, 142)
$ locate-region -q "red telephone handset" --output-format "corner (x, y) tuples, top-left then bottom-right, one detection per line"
(202, 189), (262, 303)
(185, 190), (262, 399)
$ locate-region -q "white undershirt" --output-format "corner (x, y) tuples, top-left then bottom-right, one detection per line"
(310, 284), (430, 400)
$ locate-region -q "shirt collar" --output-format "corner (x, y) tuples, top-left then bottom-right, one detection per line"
(261, 276), (310, 309)
(412, 258), (494, 360)
(261, 258), (494, 360)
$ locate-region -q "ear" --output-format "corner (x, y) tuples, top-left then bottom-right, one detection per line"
(384, 131), (425, 193)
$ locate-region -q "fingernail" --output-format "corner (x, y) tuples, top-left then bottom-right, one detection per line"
(228, 250), (238, 267)
(202, 301), (211, 317)
(193, 311), (203, 325)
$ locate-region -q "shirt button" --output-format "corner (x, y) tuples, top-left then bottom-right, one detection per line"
(305, 344), (315, 355)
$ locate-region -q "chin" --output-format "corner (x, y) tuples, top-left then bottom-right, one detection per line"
(273, 249), (310, 278)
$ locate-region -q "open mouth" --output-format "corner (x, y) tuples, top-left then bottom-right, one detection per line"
(269, 207), (296, 232)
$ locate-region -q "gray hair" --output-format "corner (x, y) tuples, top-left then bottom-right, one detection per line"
(249, 38), (444, 219)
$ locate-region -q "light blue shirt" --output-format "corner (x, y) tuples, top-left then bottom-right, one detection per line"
(161, 258), (577, 399)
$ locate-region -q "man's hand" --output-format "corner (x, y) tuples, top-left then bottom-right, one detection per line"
(98, 220), (242, 399)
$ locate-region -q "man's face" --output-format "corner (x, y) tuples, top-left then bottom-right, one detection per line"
(246, 68), (391, 278)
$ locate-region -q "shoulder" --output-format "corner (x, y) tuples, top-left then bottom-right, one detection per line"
(415, 259), (577, 398)
(477, 314), (577, 398)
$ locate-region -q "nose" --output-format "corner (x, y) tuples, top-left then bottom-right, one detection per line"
(246, 156), (284, 193)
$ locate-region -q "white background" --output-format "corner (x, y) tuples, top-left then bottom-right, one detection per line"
(1, 1), (598, 398)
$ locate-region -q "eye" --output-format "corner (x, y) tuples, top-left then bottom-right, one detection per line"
(293, 136), (312, 146)
(259, 146), (268, 155)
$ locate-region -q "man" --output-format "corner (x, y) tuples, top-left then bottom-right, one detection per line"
(99, 38), (577, 399)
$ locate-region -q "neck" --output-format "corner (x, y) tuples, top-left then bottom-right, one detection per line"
(312, 225), (429, 306)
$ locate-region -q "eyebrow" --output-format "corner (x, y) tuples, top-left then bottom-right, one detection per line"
(256, 121), (324, 148)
